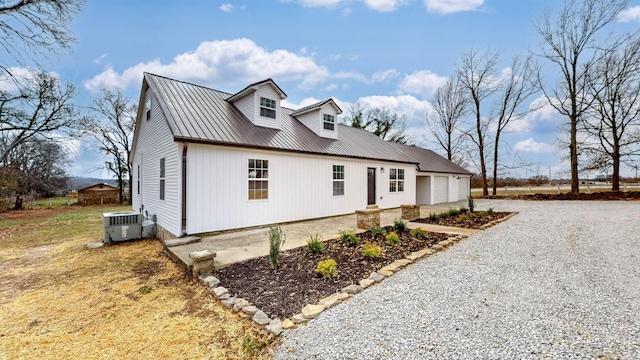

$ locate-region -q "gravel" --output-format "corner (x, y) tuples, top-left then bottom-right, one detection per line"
(275, 200), (640, 359)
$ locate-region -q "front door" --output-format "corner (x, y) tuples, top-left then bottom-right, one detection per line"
(367, 167), (376, 205)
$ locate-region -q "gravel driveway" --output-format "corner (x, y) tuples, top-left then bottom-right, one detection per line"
(275, 201), (640, 359)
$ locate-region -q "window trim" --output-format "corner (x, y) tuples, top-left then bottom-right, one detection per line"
(248, 158), (269, 200)
(159, 158), (165, 200)
(389, 168), (405, 193)
(323, 113), (335, 131)
(332, 164), (344, 196)
(259, 97), (276, 119)
(145, 98), (151, 121)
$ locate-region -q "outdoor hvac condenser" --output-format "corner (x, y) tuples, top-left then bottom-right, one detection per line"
(103, 212), (143, 243)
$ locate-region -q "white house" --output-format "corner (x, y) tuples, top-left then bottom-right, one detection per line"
(131, 73), (472, 239)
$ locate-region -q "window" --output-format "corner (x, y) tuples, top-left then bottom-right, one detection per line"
(389, 168), (404, 192)
(259, 97), (276, 119)
(137, 165), (140, 195)
(323, 114), (335, 131)
(332, 165), (344, 196)
(145, 98), (151, 121)
(248, 159), (269, 200)
(160, 158), (165, 200)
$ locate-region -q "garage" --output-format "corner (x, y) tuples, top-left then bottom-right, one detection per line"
(416, 176), (431, 205)
(457, 177), (469, 201)
(433, 176), (449, 204)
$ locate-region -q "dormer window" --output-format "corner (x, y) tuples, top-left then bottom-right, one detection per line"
(260, 97), (276, 119)
(323, 114), (335, 131)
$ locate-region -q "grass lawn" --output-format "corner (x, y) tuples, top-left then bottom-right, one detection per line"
(0, 205), (271, 359)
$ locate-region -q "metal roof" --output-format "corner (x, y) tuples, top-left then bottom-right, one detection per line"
(142, 73), (473, 173)
(291, 98), (342, 116)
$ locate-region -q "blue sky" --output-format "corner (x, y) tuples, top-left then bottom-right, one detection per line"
(5, 0), (640, 179)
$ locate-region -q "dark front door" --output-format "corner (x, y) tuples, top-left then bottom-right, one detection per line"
(367, 167), (376, 205)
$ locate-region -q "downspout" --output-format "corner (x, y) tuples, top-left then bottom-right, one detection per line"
(181, 143), (188, 236)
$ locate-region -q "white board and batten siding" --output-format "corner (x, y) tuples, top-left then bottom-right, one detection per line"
(131, 91), (182, 237)
(185, 144), (415, 234)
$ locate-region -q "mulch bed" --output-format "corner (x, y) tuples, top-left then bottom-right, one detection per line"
(413, 211), (513, 229)
(485, 191), (640, 201)
(216, 227), (448, 320)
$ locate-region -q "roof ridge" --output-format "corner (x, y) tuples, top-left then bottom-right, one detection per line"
(144, 72), (233, 96)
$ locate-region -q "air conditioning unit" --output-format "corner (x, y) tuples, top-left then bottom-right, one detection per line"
(103, 212), (143, 243)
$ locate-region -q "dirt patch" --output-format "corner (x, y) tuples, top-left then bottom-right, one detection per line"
(413, 211), (513, 229)
(485, 191), (640, 201)
(131, 259), (166, 281)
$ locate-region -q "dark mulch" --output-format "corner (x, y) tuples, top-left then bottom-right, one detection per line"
(413, 211), (513, 229)
(485, 191), (640, 201)
(215, 226), (448, 320)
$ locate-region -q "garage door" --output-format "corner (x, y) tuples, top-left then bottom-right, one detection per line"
(433, 176), (448, 204)
(457, 177), (469, 201)
(416, 176), (431, 205)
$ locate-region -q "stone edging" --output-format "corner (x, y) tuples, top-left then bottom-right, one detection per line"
(196, 212), (517, 336)
(198, 232), (470, 336)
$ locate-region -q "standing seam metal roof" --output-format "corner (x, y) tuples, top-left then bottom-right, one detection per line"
(143, 72), (473, 174)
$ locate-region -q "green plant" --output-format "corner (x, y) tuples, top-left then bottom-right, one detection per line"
(409, 228), (428, 239)
(306, 234), (324, 254)
(446, 208), (461, 217)
(393, 219), (407, 233)
(468, 195), (475, 212)
(370, 225), (387, 237)
(242, 335), (272, 356)
(386, 232), (400, 245)
(138, 285), (153, 294)
(487, 207), (494, 213)
(339, 229), (361, 247)
(456, 214), (469, 223)
(459, 206), (468, 213)
(315, 258), (337, 278)
(268, 224), (286, 270)
(362, 242), (383, 258)
(427, 212), (439, 221)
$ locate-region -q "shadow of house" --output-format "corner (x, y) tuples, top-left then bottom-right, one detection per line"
(78, 183), (120, 205)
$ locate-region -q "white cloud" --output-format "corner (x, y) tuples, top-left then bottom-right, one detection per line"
(424, 0), (484, 14)
(0, 67), (59, 92)
(92, 53), (108, 64)
(618, 6), (640, 22)
(342, 94), (433, 129)
(334, 71), (370, 83)
(83, 38), (331, 92)
(298, 0), (344, 8)
(514, 138), (554, 154)
(398, 70), (448, 98)
(281, 97), (324, 109)
(372, 69), (399, 83)
(363, 0), (408, 12)
(504, 96), (563, 134)
(220, 3), (233, 12)
(341, 7), (352, 16)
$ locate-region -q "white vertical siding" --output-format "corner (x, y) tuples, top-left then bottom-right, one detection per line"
(433, 176), (449, 204)
(457, 176), (470, 201)
(131, 91), (181, 237)
(416, 176), (431, 205)
(186, 145), (416, 234)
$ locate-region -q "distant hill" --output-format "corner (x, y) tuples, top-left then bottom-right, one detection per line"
(69, 177), (119, 190)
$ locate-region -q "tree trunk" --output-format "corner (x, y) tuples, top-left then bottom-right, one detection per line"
(612, 146), (620, 191)
(570, 114), (580, 194)
(492, 132), (500, 196)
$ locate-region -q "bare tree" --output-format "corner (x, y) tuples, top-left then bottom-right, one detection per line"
(534, 0), (629, 193)
(0, 0), (85, 76)
(456, 48), (500, 196)
(0, 71), (78, 163)
(345, 103), (414, 145)
(490, 55), (538, 195)
(85, 89), (136, 204)
(583, 36), (640, 191)
(424, 77), (468, 164)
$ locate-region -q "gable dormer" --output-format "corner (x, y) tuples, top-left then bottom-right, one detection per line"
(227, 79), (287, 130)
(291, 99), (343, 140)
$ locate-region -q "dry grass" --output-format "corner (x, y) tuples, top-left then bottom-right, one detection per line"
(0, 205), (271, 359)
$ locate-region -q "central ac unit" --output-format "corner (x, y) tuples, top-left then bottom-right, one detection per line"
(103, 212), (142, 243)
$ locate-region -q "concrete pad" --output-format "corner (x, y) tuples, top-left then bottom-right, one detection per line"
(164, 236), (201, 247)
(87, 242), (104, 249)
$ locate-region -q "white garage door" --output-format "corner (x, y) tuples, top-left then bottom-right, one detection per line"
(457, 177), (469, 201)
(416, 176), (431, 205)
(433, 176), (449, 204)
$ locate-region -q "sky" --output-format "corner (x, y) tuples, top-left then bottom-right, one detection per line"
(4, 0), (640, 180)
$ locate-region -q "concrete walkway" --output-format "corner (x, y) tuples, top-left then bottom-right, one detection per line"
(165, 200), (496, 271)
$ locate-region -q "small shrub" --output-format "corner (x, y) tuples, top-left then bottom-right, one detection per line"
(268, 224), (286, 270)
(138, 285), (153, 294)
(386, 232), (400, 245)
(339, 229), (361, 247)
(370, 225), (387, 237)
(306, 234), (324, 254)
(393, 219), (407, 233)
(468, 195), (475, 213)
(456, 214), (469, 223)
(487, 207), (494, 213)
(469, 212), (479, 219)
(459, 206), (468, 213)
(446, 208), (461, 217)
(409, 228), (428, 239)
(315, 258), (337, 278)
(362, 242), (383, 258)
(242, 335), (271, 356)
(427, 212), (439, 221)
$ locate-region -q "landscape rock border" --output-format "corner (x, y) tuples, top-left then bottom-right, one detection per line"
(197, 213), (518, 336)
